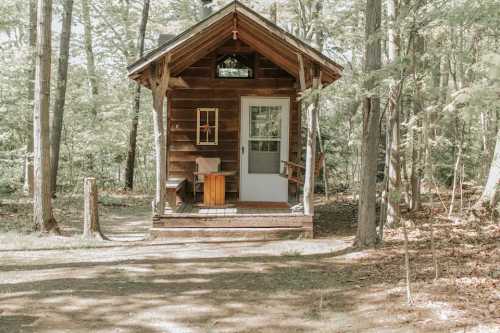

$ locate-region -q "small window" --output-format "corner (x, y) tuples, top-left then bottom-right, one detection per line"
(197, 108), (218, 145)
(216, 55), (254, 78)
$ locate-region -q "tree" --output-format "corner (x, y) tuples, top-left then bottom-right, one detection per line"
(81, 0), (98, 116)
(24, 0), (37, 195)
(50, 0), (74, 197)
(356, 0), (382, 247)
(386, 0), (401, 227)
(124, 0), (150, 191)
(33, 0), (58, 233)
(477, 130), (500, 208)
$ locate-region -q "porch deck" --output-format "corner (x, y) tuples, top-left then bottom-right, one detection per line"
(151, 202), (313, 239)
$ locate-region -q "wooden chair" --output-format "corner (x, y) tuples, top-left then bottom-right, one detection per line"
(281, 152), (325, 185)
(193, 157), (221, 202)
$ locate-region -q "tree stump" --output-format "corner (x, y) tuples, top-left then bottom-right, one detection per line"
(83, 177), (107, 240)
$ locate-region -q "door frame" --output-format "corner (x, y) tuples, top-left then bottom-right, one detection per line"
(239, 96), (290, 202)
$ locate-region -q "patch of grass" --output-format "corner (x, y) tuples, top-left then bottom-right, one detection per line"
(0, 232), (111, 251)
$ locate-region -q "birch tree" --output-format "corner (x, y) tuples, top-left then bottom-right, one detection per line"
(386, 0), (401, 227)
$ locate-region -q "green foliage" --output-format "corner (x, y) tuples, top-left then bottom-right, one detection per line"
(0, 0), (498, 197)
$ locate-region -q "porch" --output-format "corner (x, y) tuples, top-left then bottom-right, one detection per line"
(152, 202), (313, 239)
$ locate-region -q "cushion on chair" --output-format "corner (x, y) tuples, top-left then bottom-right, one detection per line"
(195, 157), (221, 182)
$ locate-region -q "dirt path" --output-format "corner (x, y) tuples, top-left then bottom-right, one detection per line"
(0, 198), (497, 332)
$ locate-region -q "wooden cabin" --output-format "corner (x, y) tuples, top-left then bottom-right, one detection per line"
(127, 1), (342, 239)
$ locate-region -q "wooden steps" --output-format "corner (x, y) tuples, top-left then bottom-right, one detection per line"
(152, 204), (313, 240)
(150, 227), (311, 240)
(153, 214), (311, 228)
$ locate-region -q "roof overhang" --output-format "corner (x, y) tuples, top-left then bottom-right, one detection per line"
(127, 1), (343, 89)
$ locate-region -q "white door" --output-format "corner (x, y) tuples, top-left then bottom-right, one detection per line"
(240, 97), (289, 202)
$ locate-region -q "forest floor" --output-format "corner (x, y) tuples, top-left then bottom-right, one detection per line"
(0, 192), (498, 333)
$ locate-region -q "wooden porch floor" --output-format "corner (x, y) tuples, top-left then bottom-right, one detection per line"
(163, 202), (303, 217)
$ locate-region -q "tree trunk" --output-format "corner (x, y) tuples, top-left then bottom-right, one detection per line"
(24, 0), (37, 195)
(33, 0), (58, 233)
(410, 29), (425, 211)
(449, 146), (462, 217)
(477, 130), (500, 208)
(270, 1), (277, 23)
(356, 0), (381, 247)
(83, 177), (107, 239)
(315, 110), (329, 200)
(82, 0), (98, 116)
(50, 0), (73, 197)
(379, 108), (391, 241)
(386, 0), (401, 227)
(124, 0), (150, 191)
(149, 59), (171, 216)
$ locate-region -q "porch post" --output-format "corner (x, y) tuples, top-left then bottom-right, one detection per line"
(149, 55), (171, 216)
(303, 67), (321, 216)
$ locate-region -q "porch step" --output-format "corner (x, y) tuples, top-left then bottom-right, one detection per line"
(153, 214), (312, 228)
(150, 227), (312, 240)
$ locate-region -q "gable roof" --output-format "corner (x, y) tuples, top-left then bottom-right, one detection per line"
(127, 1), (343, 88)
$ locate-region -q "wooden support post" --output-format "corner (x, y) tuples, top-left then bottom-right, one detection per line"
(303, 67), (322, 216)
(83, 177), (107, 240)
(149, 55), (171, 216)
(297, 53), (306, 92)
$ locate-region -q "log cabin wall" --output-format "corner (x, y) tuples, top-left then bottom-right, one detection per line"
(167, 43), (300, 200)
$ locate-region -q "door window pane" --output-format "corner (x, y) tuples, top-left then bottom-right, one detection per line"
(249, 140), (281, 174)
(248, 104), (282, 174)
(249, 106), (281, 139)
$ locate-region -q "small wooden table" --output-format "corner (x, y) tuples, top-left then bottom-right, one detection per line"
(203, 171), (236, 207)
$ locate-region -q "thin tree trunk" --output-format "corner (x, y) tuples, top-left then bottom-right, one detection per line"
(270, 1), (277, 23)
(410, 29), (425, 211)
(124, 0), (150, 191)
(386, 0), (401, 227)
(33, 0), (58, 233)
(315, 110), (329, 200)
(356, 0), (381, 247)
(379, 109), (391, 241)
(24, 0), (37, 195)
(82, 0), (98, 116)
(448, 146), (462, 217)
(50, 0), (73, 197)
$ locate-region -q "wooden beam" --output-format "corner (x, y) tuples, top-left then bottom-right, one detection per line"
(297, 53), (306, 91)
(303, 68), (322, 216)
(237, 30), (298, 79)
(171, 29), (234, 75)
(169, 77), (189, 89)
(149, 54), (171, 216)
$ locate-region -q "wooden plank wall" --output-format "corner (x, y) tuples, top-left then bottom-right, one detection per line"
(167, 44), (300, 200)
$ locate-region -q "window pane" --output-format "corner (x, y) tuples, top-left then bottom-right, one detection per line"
(249, 140), (281, 174)
(217, 56), (253, 78)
